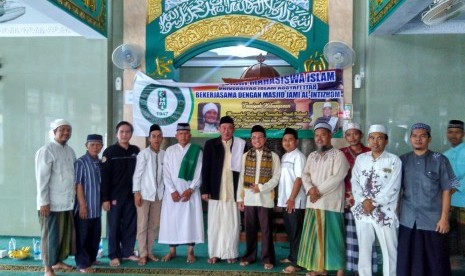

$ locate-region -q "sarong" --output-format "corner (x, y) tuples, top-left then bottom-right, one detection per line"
(39, 211), (75, 266)
(297, 209), (345, 271)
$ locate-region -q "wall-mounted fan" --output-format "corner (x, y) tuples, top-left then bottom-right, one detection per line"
(421, 0), (465, 26)
(111, 44), (143, 69)
(0, 1), (26, 23)
(323, 41), (356, 69)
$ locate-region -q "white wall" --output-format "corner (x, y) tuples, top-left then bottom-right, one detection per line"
(0, 36), (108, 236)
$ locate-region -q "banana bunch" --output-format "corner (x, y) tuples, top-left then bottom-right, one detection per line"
(9, 247), (31, 259)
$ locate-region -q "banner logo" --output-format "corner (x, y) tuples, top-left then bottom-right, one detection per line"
(139, 85), (185, 126)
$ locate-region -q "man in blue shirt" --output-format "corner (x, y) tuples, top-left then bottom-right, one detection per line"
(74, 134), (104, 273)
(444, 120), (465, 256)
(397, 123), (458, 276)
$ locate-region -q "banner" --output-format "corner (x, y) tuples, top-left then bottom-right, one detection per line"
(133, 69), (344, 138)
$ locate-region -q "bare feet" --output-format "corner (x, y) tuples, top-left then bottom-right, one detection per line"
(51, 262), (73, 272)
(336, 269), (345, 276)
(161, 252), (176, 262)
(147, 254), (160, 262)
(110, 258), (120, 267)
(282, 265), (301, 274)
(187, 246), (196, 263)
(138, 256), (147, 266)
(44, 266), (56, 276)
(240, 261), (250, 266)
(123, 255), (139, 261)
(79, 267), (96, 273)
(280, 258), (292, 264)
(264, 263), (274, 270)
(208, 257), (219, 264)
(227, 258), (237, 264)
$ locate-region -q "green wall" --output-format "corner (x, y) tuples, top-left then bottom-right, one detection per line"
(353, 0), (465, 155)
(0, 37), (108, 236)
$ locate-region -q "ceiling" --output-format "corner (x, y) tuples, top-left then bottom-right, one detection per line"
(2, 0), (464, 38)
(372, 0), (465, 35)
(0, 0), (104, 38)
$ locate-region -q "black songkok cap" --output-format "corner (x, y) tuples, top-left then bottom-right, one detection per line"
(149, 124), (161, 134)
(251, 125), (266, 137)
(220, 116), (234, 125)
(86, 134), (103, 143)
(448, 120), (464, 130)
(283, 128), (298, 139)
(177, 123), (191, 131)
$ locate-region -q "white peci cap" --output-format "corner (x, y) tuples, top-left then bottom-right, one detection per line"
(368, 124), (387, 135)
(344, 122), (361, 133)
(314, 122), (332, 132)
(50, 119), (71, 130)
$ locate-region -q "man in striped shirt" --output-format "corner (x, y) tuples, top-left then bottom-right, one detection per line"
(74, 134), (104, 273)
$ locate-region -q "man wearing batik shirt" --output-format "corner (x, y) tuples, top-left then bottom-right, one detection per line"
(340, 122), (378, 275)
(351, 124), (401, 276)
(297, 122), (349, 276)
(444, 120), (465, 256)
(397, 123), (458, 276)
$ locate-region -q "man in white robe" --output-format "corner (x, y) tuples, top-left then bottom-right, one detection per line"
(201, 116), (246, 264)
(159, 123), (204, 263)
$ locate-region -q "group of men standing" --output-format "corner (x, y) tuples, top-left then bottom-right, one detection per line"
(35, 116), (463, 276)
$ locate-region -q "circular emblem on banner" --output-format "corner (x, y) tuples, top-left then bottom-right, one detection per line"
(139, 84), (185, 126)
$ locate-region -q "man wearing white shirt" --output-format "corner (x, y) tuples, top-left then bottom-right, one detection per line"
(278, 128), (306, 274)
(351, 124), (402, 276)
(35, 119), (76, 276)
(237, 125), (281, 270)
(133, 124), (165, 266)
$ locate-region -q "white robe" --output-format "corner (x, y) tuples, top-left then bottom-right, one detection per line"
(159, 143), (204, 244)
(207, 139), (242, 259)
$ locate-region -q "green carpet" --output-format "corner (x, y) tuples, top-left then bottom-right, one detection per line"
(2, 236), (465, 275)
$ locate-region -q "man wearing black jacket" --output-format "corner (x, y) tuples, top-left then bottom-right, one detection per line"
(101, 121), (140, 267)
(201, 116), (246, 264)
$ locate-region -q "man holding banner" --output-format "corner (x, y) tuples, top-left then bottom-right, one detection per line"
(159, 123), (204, 263)
(201, 116), (246, 264)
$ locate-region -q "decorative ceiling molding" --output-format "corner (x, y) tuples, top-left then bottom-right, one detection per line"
(0, 23), (79, 37)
